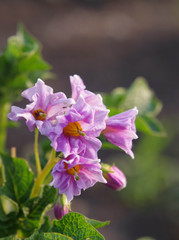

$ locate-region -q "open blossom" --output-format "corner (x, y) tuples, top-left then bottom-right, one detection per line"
(45, 95), (108, 158)
(102, 107), (138, 159)
(50, 154), (106, 202)
(8, 79), (74, 132)
(70, 75), (138, 158)
(102, 164), (127, 190)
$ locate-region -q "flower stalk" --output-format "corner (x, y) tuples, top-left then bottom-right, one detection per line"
(34, 128), (42, 176)
(0, 102), (10, 152)
(30, 148), (63, 198)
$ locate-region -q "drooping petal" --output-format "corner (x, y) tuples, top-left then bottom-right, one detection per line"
(103, 107), (138, 158)
(8, 106), (36, 131)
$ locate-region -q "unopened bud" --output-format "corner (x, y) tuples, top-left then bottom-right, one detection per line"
(54, 194), (70, 220)
(102, 164), (127, 190)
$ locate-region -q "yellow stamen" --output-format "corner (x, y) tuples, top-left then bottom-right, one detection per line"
(64, 162), (80, 180)
(32, 109), (46, 121)
(63, 122), (85, 137)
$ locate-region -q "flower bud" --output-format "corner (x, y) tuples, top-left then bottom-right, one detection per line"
(102, 164), (127, 190)
(54, 194), (70, 220)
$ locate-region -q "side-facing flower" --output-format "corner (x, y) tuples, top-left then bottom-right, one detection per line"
(8, 79), (74, 132)
(50, 154), (106, 202)
(102, 107), (138, 158)
(46, 95), (108, 159)
(102, 163), (127, 190)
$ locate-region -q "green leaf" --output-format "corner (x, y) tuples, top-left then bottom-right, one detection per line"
(0, 195), (19, 221)
(0, 235), (16, 240)
(39, 216), (51, 233)
(0, 218), (18, 238)
(51, 212), (105, 240)
(136, 116), (166, 137)
(26, 231), (73, 240)
(118, 77), (162, 117)
(102, 77), (165, 136)
(102, 87), (126, 109)
(19, 186), (57, 237)
(85, 217), (110, 229)
(25, 231), (39, 240)
(5, 25), (39, 58)
(40, 233), (73, 240)
(101, 141), (120, 151)
(17, 53), (50, 72)
(0, 25), (52, 104)
(120, 134), (171, 207)
(0, 153), (34, 204)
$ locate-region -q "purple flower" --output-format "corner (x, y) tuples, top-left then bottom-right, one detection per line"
(50, 154), (106, 202)
(70, 75), (108, 112)
(8, 79), (74, 132)
(102, 107), (138, 158)
(47, 95), (108, 158)
(102, 164), (127, 190)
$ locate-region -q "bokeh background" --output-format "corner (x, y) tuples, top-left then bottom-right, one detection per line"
(1, 0), (179, 239)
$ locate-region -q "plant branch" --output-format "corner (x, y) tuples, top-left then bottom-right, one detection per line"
(30, 148), (63, 198)
(0, 102), (10, 152)
(34, 128), (42, 176)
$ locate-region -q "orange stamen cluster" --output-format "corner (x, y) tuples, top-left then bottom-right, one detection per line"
(32, 109), (46, 121)
(64, 162), (80, 179)
(63, 122), (85, 137)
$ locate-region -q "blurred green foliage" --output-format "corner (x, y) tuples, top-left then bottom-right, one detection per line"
(0, 154), (57, 238)
(0, 25), (51, 104)
(120, 133), (172, 207)
(102, 77), (165, 137)
(0, 25), (52, 152)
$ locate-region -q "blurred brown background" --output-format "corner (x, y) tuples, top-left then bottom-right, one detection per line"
(1, 0), (179, 239)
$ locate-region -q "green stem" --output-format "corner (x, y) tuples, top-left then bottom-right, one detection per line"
(30, 149), (63, 198)
(0, 102), (10, 152)
(34, 128), (41, 176)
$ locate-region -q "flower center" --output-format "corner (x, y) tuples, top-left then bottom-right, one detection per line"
(63, 122), (85, 137)
(32, 109), (46, 121)
(64, 162), (80, 180)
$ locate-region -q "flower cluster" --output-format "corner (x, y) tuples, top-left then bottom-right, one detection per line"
(8, 75), (138, 202)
